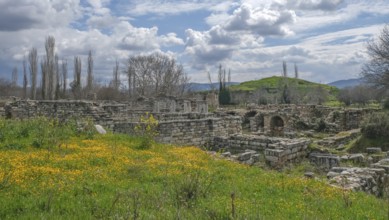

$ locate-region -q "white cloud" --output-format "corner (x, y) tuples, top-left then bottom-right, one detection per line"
(224, 4), (296, 36)
(185, 28), (236, 68)
(125, 0), (213, 16)
(0, 0), (82, 31)
(1, 0), (389, 85)
(290, 0), (345, 11)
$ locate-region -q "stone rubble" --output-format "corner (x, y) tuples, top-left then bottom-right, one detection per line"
(327, 167), (387, 197)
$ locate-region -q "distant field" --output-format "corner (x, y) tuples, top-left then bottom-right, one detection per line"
(0, 118), (386, 219)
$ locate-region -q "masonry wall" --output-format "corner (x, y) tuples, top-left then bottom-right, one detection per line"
(4, 100), (108, 120)
(212, 134), (311, 167)
(114, 116), (242, 146)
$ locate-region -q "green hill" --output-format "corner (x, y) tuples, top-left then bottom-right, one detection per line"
(229, 76), (339, 104)
(231, 76), (337, 93)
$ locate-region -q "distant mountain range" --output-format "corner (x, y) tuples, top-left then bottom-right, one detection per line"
(327, 78), (366, 88)
(187, 82), (239, 91)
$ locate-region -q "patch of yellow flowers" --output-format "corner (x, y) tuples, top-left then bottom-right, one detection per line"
(0, 138), (211, 193)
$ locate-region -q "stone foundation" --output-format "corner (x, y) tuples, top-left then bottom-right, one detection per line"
(315, 129), (360, 148)
(114, 116), (242, 146)
(327, 167), (387, 197)
(211, 134), (310, 167)
(309, 153), (340, 170)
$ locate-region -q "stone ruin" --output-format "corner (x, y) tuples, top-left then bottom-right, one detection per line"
(2, 98), (386, 196)
(1, 99), (375, 169)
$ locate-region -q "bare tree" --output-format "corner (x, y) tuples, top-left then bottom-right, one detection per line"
(61, 59), (68, 97)
(306, 86), (329, 105)
(127, 65), (136, 97)
(362, 24), (389, 95)
(294, 63), (299, 79)
(23, 59), (28, 99)
(54, 55), (60, 99)
(111, 60), (120, 91)
(86, 50), (94, 94)
(11, 67), (18, 87)
(218, 64), (224, 91)
(71, 56), (82, 99)
(28, 48), (38, 99)
(40, 59), (48, 99)
(282, 61), (288, 77)
(206, 71), (216, 92)
(44, 36), (56, 100)
(228, 69), (231, 85)
(124, 53), (189, 98)
(338, 85), (374, 106)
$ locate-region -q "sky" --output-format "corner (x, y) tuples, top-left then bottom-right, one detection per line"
(0, 0), (388, 85)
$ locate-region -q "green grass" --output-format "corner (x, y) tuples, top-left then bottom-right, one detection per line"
(230, 76), (338, 93)
(229, 76), (340, 104)
(0, 118), (387, 219)
(348, 135), (389, 153)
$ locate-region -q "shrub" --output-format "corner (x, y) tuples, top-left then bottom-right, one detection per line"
(382, 99), (389, 110)
(218, 88), (231, 105)
(134, 112), (159, 149)
(172, 171), (213, 208)
(361, 112), (389, 139)
(314, 119), (326, 132)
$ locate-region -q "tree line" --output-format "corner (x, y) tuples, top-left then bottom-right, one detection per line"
(0, 36), (189, 100)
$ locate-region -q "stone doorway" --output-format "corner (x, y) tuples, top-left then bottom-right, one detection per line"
(270, 116), (284, 135)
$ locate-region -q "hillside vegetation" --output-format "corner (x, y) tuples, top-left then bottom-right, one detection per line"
(230, 76), (337, 93)
(229, 76), (339, 104)
(0, 118), (386, 219)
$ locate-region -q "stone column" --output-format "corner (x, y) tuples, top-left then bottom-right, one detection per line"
(184, 101), (191, 113)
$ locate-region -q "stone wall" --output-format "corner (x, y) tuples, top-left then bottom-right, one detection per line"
(315, 129), (360, 148)
(4, 100), (109, 120)
(212, 134), (284, 153)
(309, 153), (340, 170)
(3, 100), (219, 143)
(114, 116), (242, 146)
(327, 167), (387, 197)
(211, 134), (311, 167)
(228, 104), (374, 134)
(264, 139), (311, 167)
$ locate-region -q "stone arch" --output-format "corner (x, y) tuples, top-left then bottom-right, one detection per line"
(242, 110), (257, 132)
(270, 115), (284, 134)
(255, 114), (265, 131)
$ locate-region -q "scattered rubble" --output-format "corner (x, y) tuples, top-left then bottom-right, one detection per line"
(327, 167), (387, 197)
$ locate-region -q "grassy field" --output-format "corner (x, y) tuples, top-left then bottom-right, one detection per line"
(0, 118), (387, 219)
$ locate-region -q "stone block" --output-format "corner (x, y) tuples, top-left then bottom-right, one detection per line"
(252, 154), (261, 162)
(349, 154), (365, 163)
(239, 152), (253, 161)
(265, 156), (279, 163)
(221, 152), (231, 158)
(366, 147), (382, 154)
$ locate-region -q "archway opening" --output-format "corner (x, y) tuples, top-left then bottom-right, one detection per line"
(242, 110), (257, 132)
(270, 116), (284, 135)
(255, 114), (264, 132)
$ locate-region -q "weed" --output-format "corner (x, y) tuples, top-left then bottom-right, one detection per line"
(134, 112), (158, 149)
(340, 176), (352, 208)
(231, 192), (236, 219)
(173, 171), (213, 208)
(0, 163), (13, 190)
